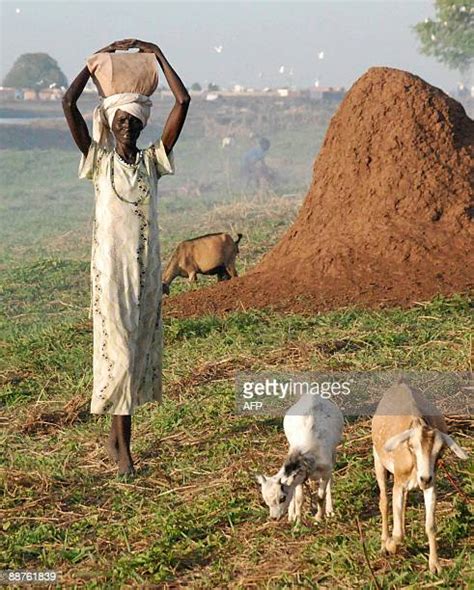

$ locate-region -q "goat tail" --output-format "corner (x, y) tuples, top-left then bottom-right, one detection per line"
(234, 233), (243, 245)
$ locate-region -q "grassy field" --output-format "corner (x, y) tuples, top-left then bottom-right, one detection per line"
(1, 104), (473, 588)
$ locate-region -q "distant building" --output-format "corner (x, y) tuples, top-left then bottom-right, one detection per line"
(145, 86), (343, 101)
(1, 86), (66, 101)
(38, 88), (64, 100)
(0, 86), (18, 100)
(205, 92), (220, 102)
(309, 86), (346, 102)
(23, 89), (38, 100)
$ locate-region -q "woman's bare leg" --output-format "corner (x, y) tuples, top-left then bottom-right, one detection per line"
(107, 417), (119, 462)
(109, 415), (135, 476)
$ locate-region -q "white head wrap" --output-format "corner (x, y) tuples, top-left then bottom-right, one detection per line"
(92, 92), (153, 149)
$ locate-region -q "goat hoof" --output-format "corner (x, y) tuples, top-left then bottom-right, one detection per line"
(429, 561), (442, 575)
(326, 510), (335, 518)
(385, 538), (401, 554)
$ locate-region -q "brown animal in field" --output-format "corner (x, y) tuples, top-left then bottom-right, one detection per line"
(162, 232), (243, 294)
(371, 382), (468, 574)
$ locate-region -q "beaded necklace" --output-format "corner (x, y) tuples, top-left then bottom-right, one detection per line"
(110, 149), (150, 205)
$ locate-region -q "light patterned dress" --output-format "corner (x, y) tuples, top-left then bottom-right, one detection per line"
(79, 138), (174, 415)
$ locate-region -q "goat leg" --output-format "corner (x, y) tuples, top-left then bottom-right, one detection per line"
(374, 447), (389, 551)
(315, 475), (329, 522)
(325, 476), (334, 517)
(225, 261), (238, 278)
(401, 488), (407, 536)
(424, 486), (441, 574)
(385, 482), (404, 553)
(288, 484), (304, 524)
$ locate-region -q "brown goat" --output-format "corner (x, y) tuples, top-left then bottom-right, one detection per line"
(372, 382), (468, 573)
(162, 232), (242, 294)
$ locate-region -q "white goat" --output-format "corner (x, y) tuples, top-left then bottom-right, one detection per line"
(256, 394), (344, 523)
(372, 382), (469, 574)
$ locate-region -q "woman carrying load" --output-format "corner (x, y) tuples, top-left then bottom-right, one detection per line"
(63, 39), (190, 476)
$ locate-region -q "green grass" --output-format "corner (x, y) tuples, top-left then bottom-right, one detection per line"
(2, 282), (472, 587)
(0, 102), (327, 265)
(1, 108), (472, 587)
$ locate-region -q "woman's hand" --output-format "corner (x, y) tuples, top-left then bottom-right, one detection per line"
(95, 39), (161, 55)
(128, 39), (162, 55)
(95, 39), (136, 53)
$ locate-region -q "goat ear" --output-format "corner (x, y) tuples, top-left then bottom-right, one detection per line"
(255, 474), (266, 485)
(284, 453), (303, 478)
(278, 477), (292, 490)
(411, 416), (426, 428)
(384, 429), (414, 452)
(441, 433), (469, 460)
(281, 473), (295, 486)
(283, 455), (309, 487)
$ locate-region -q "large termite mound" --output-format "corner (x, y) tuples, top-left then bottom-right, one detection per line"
(165, 67), (473, 318)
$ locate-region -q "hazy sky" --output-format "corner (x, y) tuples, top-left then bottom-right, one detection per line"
(0, 1), (463, 93)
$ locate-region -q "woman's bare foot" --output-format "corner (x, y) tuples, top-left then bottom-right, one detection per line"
(111, 415), (135, 477)
(117, 451), (136, 477)
(107, 434), (119, 462)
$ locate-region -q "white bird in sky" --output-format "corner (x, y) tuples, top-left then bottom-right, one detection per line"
(16, 7), (21, 13)
(318, 51), (325, 60)
(279, 65), (285, 74)
(214, 45), (223, 53)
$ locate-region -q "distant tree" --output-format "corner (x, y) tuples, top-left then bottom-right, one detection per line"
(3, 53), (68, 93)
(414, 1), (474, 83)
(207, 82), (220, 91)
(190, 82), (202, 91)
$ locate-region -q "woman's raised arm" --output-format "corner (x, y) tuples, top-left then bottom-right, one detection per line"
(62, 65), (93, 156)
(132, 40), (190, 154)
(62, 40), (135, 156)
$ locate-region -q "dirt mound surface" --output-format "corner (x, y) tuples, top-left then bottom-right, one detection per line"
(165, 67), (474, 318)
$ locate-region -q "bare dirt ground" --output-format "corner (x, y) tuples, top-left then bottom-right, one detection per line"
(165, 68), (474, 319)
